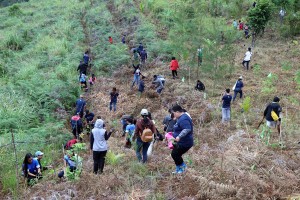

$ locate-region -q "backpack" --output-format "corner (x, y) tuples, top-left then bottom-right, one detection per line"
(71, 116), (81, 129)
(141, 127), (153, 142)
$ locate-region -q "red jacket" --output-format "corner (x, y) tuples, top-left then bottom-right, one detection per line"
(170, 60), (179, 70)
(66, 139), (77, 149)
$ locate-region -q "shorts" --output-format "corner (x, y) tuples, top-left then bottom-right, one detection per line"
(266, 120), (278, 128)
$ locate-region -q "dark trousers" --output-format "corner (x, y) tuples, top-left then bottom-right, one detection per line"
(136, 137), (150, 163)
(242, 60), (250, 70)
(171, 145), (191, 166)
(93, 151), (107, 174)
(233, 90), (243, 101)
(172, 70), (178, 78)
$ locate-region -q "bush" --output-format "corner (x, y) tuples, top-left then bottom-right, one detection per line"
(8, 4), (22, 16)
(287, 11), (300, 36)
(5, 34), (24, 51)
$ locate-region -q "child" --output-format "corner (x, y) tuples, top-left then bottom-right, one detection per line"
(109, 87), (119, 112)
(125, 118), (136, 148)
(88, 74), (96, 86)
(79, 73), (87, 89)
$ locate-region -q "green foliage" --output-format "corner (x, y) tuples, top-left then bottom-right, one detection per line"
(128, 161), (148, 177)
(8, 4), (22, 16)
(295, 70), (300, 90)
(287, 11), (300, 36)
(247, 0), (273, 35)
(281, 61), (293, 70)
(5, 34), (24, 50)
(262, 73), (278, 94)
(241, 96), (251, 112)
(106, 151), (125, 166)
(253, 63), (262, 76)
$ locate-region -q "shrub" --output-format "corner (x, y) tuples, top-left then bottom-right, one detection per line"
(5, 34), (24, 51)
(8, 4), (22, 16)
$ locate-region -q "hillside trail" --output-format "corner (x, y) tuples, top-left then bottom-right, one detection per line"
(19, 1), (300, 199)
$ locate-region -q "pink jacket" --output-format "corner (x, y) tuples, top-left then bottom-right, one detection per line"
(165, 132), (174, 149)
(170, 60), (179, 71)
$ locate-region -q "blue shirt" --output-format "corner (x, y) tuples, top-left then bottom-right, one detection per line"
(85, 112), (94, 122)
(27, 159), (40, 174)
(173, 113), (194, 148)
(76, 99), (86, 113)
(64, 155), (76, 167)
(125, 124), (135, 136)
(222, 94), (232, 108)
(235, 80), (244, 91)
(83, 54), (89, 64)
(139, 80), (145, 92)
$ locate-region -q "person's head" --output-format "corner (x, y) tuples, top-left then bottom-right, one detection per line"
(97, 116), (101, 119)
(226, 88), (230, 93)
(24, 153), (33, 164)
(239, 20), (241, 23)
(171, 105), (184, 119)
(35, 151), (44, 160)
(140, 109), (150, 123)
(126, 118), (133, 124)
(109, 36), (111, 38)
(273, 96), (280, 102)
(85, 50), (89, 54)
(168, 108), (172, 114)
(197, 80), (200, 83)
(238, 76), (243, 80)
(85, 109), (90, 114)
(94, 119), (104, 129)
(153, 75), (157, 80)
(248, 47), (251, 51)
(80, 60), (83, 64)
(80, 94), (84, 99)
(171, 57), (176, 60)
(91, 74), (95, 78)
(112, 87), (116, 92)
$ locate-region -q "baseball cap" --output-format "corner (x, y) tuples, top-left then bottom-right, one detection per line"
(35, 151), (44, 157)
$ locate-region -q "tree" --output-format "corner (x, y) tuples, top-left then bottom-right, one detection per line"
(247, 0), (273, 46)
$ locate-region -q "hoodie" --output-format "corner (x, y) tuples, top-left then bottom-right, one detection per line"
(90, 119), (112, 151)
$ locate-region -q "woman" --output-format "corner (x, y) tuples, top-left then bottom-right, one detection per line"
(134, 109), (156, 163)
(171, 105), (194, 174)
(58, 150), (77, 179)
(170, 57), (179, 79)
(90, 119), (114, 174)
(22, 153), (41, 183)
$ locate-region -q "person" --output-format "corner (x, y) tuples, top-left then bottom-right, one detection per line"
(121, 35), (126, 44)
(140, 49), (148, 65)
(163, 109), (172, 131)
(133, 109), (156, 163)
(195, 80), (205, 91)
(131, 66), (141, 88)
(233, 20), (237, 29)
(108, 36), (113, 44)
(90, 119), (114, 174)
(77, 61), (87, 75)
(85, 109), (95, 131)
(34, 151), (48, 172)
(22, 153), (41, 184)
(171, 105), (193, 174)
(70, 113), (83, 139)
(109, 87), (119, 112)
(83, 51), (90, 65)
(170, 57), (179, 79)
(164, 112), (177, 134)
(88, 74), (96, 86)
(79, 73), (87, 90)
(125, 118), (136, 148)
(75, 95), (86, 118)
(279, 9), (285, 25)
(263, 96), (282, 133)
(233, 76), (244, 101)
(221, 89), (232, 124)
(244, 24), (249, 38)
(121, 114), (133, 136)
(132, 50), (140, 68)
(253, 1), (256, 7)
(65, 138), (79, 150)
(197, 48), (203, 66)
(152, 75), (165, 94)
(138, 75), (145, 97)
(239, 20), (244, 31)
(242, 47), (252, 70)
(58, 150), (77, 179)
(137, 43), (144, 55)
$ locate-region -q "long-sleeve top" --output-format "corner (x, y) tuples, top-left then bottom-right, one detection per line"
(134, 118), (156, 138)
(90, 119), (112, 151)
(263, 102), (282, 121)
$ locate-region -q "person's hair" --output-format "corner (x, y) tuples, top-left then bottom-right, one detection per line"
(109, 36), (111, 38)
(273, 96), (280, 102)
(182, 109), (187, 112)
(197, 80), (200, 82)
(226, 88), (230, 93)
(97, 116), (101, 119)
(85, 109), (89, 114)
(92, 74), (95, 77)
(172, 105), (183, 113)
(23, 153), (33, 176)
(171, 113), (174, 119)
(126, 118), (133, 124)
(171, 57), (176, 60)
(112, 87), (116, 92)
(133, 49), (137, 53)
(168, 108), (172, 114)
(248, 47), (251, 51)
(85, 50), (89, 54)
(153, 75), (157, 79)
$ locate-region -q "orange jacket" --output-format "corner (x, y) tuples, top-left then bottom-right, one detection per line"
(170, 60), (179, 70)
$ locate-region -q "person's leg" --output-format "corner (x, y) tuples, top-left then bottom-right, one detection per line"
(172, 70), (175, 78)
(113, 102), (117, 112)
(142, 142), (150, 163)
(99, 150), (107, 173)
(242, 60), (245, 68)
(93, 151), (100, 174)
(222, 108), (226, 123)
(135, 139), (143, 162)
(171, 145), (190, 166)
(233, 91), (237, 101)
(136, 75), (140, 86)
(239, 90), (243, 99)
(174, 70), (178, 77)
(246, 61), (249, 70)
(109, 102), (112, 111)
(226, 108), (231, 122)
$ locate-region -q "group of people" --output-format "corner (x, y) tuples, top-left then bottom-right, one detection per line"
(232, 19), (250, 38)
(77, 51), (97, 91)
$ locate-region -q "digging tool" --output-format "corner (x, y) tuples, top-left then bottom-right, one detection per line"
(257, 116), (265, 129)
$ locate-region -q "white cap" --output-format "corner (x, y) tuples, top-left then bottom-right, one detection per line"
(239, 76), (243, 80)
(140, 109), (149, 116)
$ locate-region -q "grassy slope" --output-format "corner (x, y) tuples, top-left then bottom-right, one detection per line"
(1, 0), (300, 199)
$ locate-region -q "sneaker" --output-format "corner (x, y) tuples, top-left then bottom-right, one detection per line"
(172, 165), (183, 174)
(181, 162), (187, 171)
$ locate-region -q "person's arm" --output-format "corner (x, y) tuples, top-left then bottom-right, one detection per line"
(104, 130), (113, 140)
(263, 105), (269, 117)
(175, 119), (192, 141)
(90, 133), (94, 150)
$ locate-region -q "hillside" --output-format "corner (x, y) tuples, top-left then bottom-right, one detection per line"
(1, 0), (300, 199)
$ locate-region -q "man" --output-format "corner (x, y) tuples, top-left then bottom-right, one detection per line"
(109, 87), (119, 112)
(140, 49), (148, 66)
(138, 76), (145, 97)
(279, 8), (285, 25)
(83, 51), (90, 65)
(232, 76), (244, 101)
(75, 95), (86, 118)
(195, 80), (205, 91)
(242, 47), (252, 70)
(77, 61), (87, 75)
(152, 75), (165, 94)
(70, 113), (83, 139)
(263, 96), (282, 134)
(221, 89), (232, 124)
(34, 151), (48, 172)
(137, 43), (144, 55)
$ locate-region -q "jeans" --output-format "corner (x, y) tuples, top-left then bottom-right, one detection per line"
(222, 107), (231, 123)
(171, 144), (191, 166)
(109, 101), (117, 111)
(172, 70), (178, 78)
(233, 90), (243, 101)
(136, 137), (150, 163)
(242, 60), (250, 70)
(132, 74), (140, 87)
(93, 151), (107, 174)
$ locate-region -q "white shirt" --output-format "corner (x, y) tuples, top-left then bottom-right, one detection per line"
(244, 51), (252, 61)
(135, 69), (140, 75)
(279, 9), (285, 16)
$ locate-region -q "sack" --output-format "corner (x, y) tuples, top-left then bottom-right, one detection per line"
(147, 141), (154, 157)
(141, 128), (153, 142)
(271, 110), (279, 121)
(232, 81), (237, 91)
